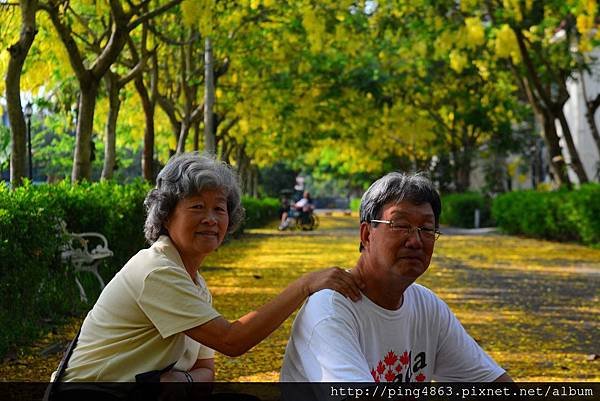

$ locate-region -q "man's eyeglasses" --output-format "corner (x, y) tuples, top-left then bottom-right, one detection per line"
(370, 220), (441, 241)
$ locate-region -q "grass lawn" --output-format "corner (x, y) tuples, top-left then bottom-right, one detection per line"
(1, 212), (598, 381)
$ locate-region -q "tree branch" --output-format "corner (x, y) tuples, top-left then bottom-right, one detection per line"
(514, 28), (560, 112)
(157, 93), (181, 130)
(118, 56), (145, 87)
(147, 23), (200, 45)
(217, 116), (240, 138)
(71, 29), (101, 54)
(90, 0), (129, 78)
(190, 103), (205, 125)
(41, 2), (89, 83)
(522, 33), (570, 105)
(128, 0), (182, 31)
(67, 3), (99, 43)
(589, 94), (600, 114)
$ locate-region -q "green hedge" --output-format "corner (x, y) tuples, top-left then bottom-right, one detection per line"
(0, 181), (278, 357)
(240, 196), (280, 229)
(491, 184), (600, 245)
(0, 183), (77, 359)
(440, 192), (493, 228)
(0, 180), (150, 357)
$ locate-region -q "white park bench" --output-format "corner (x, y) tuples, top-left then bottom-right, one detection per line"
(59, 221), (113, 303)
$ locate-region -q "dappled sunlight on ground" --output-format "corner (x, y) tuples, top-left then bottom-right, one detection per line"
(0, 213), (598, 381)
(236, 371), (279, 382)
(420, 233), (600, 382)
(434, 235), (600, 275)
(210, 218), (600, 381)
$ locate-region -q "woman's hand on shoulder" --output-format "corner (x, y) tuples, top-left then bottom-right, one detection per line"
(302, 267), (364, 301)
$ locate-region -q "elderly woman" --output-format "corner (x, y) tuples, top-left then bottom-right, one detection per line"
(58, 152), (362, 383)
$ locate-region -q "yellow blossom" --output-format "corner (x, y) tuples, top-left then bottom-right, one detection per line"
(449, 50), (468, 73)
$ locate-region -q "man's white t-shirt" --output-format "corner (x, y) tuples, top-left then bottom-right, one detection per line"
(280, 284), (505, 382)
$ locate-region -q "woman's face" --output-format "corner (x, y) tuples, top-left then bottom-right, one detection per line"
(165, 188), (229, 264)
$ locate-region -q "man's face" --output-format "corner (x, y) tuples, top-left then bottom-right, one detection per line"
(360, 200), (436, 284)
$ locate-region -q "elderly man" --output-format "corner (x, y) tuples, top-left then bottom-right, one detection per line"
(280, 172), (511, 383)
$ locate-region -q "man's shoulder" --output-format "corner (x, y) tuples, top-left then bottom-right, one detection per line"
(408, 283), (445, 299)
(299, 289), (359, 323)
(286, 289), (364, 347)
(306, 285), (444, 310)
(408, 283), (438, 298)
(407, 283), (452, 317)
(307, 288), (359, 307)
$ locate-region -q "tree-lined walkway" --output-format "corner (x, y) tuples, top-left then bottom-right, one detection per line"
(1, 213), (598, 381)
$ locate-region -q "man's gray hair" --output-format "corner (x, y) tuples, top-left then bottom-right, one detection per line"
(359, 172), (441, 251)
(143, 152), (245, 244)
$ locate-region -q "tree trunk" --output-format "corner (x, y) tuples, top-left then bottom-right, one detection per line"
(538, 111), (570, 187)
(456, 168), (471, 192)
(6, 0), (38, 187)
(135, 77), (156, 182)
(458, 127), (475, 192)
(448, 129), (461, 192)
(455, 147), (472, 192)
(514, 28), (587, 184)
(193, 120), (200, 151)
(251, 166), (258, 197)
(204, 37), (216, 155)
(584, 101), (600, 163)
(512, 28), (575, 187)
(579, 72), (600, 171)
(236, 144), (250, 194)
(510, 63), (571, 187)
(176, 120), (191, 154)
(101, 41), (145, 179)
(101, 72), (120, 180)
(215, 116), (239, 162)
(556, 109), (589, 183)
(221, 135), (233, 164)
(72, 81), (99, 181)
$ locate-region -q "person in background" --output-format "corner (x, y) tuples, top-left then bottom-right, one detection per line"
(279, 191), (314, 230)
(278, 194), (292, 231)
(294, 191), (314, 213)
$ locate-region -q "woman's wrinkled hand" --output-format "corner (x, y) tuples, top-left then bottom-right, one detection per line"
(302, 267), (364, 301)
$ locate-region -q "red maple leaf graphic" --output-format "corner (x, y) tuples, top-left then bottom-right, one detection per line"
(385, 369), (396, 382)
(395, 363), (403, 373)
(371, 369), (378, 381)
(400, 351), (410, 365)
(415, 373), (426, 382)
(376, 361), (386, 375)
(384, 351), (398, 366)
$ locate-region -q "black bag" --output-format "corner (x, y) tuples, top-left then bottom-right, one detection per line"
(42, 329), (81, 401)
(134, 363), (175, 383)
